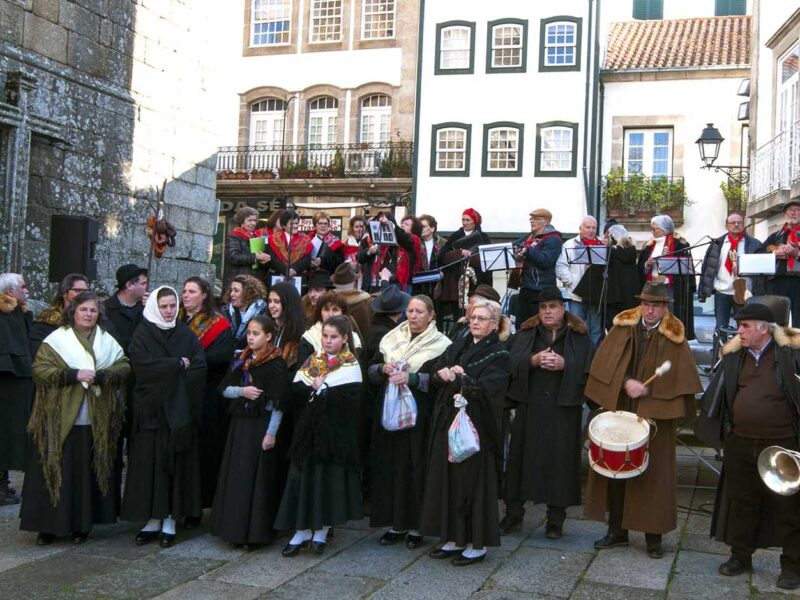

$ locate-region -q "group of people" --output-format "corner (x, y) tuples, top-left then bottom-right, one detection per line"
(0, 199), (799, 589)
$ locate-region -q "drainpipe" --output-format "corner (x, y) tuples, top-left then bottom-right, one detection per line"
(410, 0), (425, 214)
(581, 0), (594, 216)
(589, 0), (602, 217)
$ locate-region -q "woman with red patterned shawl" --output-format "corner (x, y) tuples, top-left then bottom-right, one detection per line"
(309, 211), (345, 275)
(224, 207), (270, 289)
(266, 210), (313, 283)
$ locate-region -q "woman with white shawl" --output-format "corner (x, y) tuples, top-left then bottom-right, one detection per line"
(366, 295), (451, 548)
(20, 291), (130, 545)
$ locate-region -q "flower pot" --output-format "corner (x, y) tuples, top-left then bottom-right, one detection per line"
(250, 171), (275, 180)
(635, 210), (655, 219)
(607, 207), (627, 218)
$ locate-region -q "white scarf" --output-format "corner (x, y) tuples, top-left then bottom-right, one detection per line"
(301, 321), (362, 352)
(43, 326), (125, 390)
(142, 285), (179, 330)
(379, 320), (452, 372)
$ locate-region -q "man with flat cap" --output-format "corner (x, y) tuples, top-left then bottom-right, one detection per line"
(513, 208), (562, 327)
(697, 302), (800, 589)
(759, 200), (800, 327)
(501, 285), (593, 536)
(584, 278), (702, 558)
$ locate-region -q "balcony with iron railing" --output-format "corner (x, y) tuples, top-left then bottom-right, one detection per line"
(749, 119), (800, 207)
(602, 168), (688, 225)
(216, 142), (413, 181)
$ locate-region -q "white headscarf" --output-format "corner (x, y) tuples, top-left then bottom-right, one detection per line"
(142, 285), (179, 330)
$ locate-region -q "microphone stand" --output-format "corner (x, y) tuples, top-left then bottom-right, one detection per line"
(598, 237), (613, 338)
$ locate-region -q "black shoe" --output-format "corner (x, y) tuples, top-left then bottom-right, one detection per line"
(183, 516), (201, 529)
(777, 570), (800, 590)
(159, 532), (175, 548)
(71, 532), (88, 545)
(379, 530), (407, 546)
(499, 515), (523, 535)
(594, 532), (629, 549)
(0, 489), (20, 506)
(718, 556), (751, 577)
(406, 534), (425, 549)
(452, 553), (486, 566)
(646, 543), (663, 558)
(429, 547), (463, 559)
(36, 532), (55, 546)
(545, 522), (563, 540)
(135, 530), (159, 546)
(327, 527), (334, 541)
(281, 539), (310, 557)
(311, 541), (326, 555)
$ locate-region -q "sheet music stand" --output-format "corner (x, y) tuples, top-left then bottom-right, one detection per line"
(655, 256), (695, 276)
(738, 253), (776, 276)
(566, 246), (608, 266)
(478, 243), (516, 272)
(270, 275), (302, 295)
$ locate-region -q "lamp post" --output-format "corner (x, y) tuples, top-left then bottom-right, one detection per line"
(280, 95), (296, 174)
(695, 123), (749, 184)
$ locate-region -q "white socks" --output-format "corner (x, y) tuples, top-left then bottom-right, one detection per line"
(441, 541), (465, 551)
(409, 529), (421, 537)
(312, 526), (331, 543)
(389, 528), (408, 535)
(290, 529), (313, 545)
(462, 544), (486, 558)
(142, 518), (161, 532)
(162, 516), (176, 535)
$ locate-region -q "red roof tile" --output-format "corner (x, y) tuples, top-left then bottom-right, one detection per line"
(604, 15), (751, 70)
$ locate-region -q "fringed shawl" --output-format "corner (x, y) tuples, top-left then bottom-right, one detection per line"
(379, 320), (451, 372)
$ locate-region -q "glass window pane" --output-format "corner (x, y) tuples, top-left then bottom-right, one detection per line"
(252, 0), (291, 46)
(441, 26), (471, 69)
(362, 0), (395, 39)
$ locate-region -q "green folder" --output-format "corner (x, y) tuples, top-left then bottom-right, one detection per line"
(250, 236), (265, 269)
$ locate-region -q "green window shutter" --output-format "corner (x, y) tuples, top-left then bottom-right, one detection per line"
(715, 0), (746, 16)
(633, 0), (663, 20)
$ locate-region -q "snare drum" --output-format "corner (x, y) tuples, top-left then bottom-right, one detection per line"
(588, 411), (651, 479)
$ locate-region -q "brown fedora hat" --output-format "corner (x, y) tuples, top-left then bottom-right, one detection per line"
(331, 263), (357, 286)
(634, 279), (672, 303)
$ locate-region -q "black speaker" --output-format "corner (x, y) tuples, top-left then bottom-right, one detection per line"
(48, 215), (99, 282)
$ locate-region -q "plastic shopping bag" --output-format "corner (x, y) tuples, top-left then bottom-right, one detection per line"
(381, 382), (418, 431)
(447, 394), (480, 463)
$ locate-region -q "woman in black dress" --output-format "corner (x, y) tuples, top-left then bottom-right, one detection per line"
(212, 315), (289, 548)
(21, 291), (129, 544)
(419, 298), (511, 566)
(274, 315), (363, 556)
(122, 286), (207, 548)
(367, 295), (451, 548)
(267, 281), (306, 372)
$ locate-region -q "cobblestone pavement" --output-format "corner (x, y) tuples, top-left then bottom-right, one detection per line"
(1, 448), (799, 599)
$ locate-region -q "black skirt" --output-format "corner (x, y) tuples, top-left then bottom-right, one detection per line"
(273, 461), (363, 531)
(0, 374), (32, 471)
(199, 385), (231, 508)
(211, 413), (287, 545)
(20, 426), (116, 536)
(121, 426), (201, 521)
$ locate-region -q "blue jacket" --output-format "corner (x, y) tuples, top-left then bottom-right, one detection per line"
(515, 225), (563, 292)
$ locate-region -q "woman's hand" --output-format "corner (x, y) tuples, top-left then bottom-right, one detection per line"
(368, 244), (379, 255)
(311, 257), (321, 268)
(389, 370), (409, 385)
(180, 357), (190, 369)
(382, 363), (395, 375)
(255, 252), (271, 264)
(288, 268), (297, 277)
(76, 369), (95, 384)
(437, 367), (456, 383)
(461, 249), (472, 258)
(312, 376), (326, 391)
(450, 365), (465, 377)
(262, 433), (276, 450)
(242, 386), (263, 400)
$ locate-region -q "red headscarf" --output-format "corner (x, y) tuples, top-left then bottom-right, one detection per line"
(462, 208), (482, 228)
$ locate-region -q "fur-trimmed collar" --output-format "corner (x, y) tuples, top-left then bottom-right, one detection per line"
(612, 306), (685, 344)
(334, 288), (371, 305)
(35, 305), (63, 326)
(519, 311), (587, 335)
(456, 314), (511, 342)
(0, 293), (26, 314)
(721, 324), (800, 356)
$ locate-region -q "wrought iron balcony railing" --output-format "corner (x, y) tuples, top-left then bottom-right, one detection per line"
(216, 142), (413, 180)
(603, 170), (687, 218)
(749, 119), (800, 202)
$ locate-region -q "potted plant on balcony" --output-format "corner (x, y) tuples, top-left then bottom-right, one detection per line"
(624, 172), (653, 219)
(392, 158), (411, 178)
(603, 167), (628, 218)
(720, 179), (746, 214)
(250, 169), (275, 180)
(278, 160), (296, 179)
(654, 177), (687, 220)
(218, 169), (249, 181)
(325, 149), (345, 178)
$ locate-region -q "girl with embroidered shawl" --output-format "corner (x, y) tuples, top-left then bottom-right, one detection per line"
(211, 315), (289, 548)
(266, 210), (313, 280)
(223, 274), (269, 354)
(180, 277), (234, 515)
(297, 291), (363, 366)
(367, 295), (451, 548)
(122, 286), (207, 548)
(274, 315), (364, 557)
(20, 291), (129, 545)
(419, 298), (511, 566)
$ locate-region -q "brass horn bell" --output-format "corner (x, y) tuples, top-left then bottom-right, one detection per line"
(758, 446), (800, 496)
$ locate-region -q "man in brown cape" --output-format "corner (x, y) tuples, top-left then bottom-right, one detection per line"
(584, 278), (702, 558)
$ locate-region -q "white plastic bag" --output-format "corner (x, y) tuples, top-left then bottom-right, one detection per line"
(448, 394), (480, 463)
(381, 382), (418, 431)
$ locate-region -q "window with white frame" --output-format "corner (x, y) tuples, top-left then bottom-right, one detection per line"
(535, 121), (577, 176)
(362, 0), (395, 40)
(483, 124), (523, 176)
(308, 97), (338, 146)
(251, 0), (291, 46)
(431, 123), (471, 175)
(359, 95), (391, 144)
(779, 44), (799, 134)
(436, 23), (474, 73)
(309, 0), (342, 43)
(249, 98), (286, 146)
(624, 129), (673, 177)
(490, 22), (524, 69)
(540, 18), (580, 71)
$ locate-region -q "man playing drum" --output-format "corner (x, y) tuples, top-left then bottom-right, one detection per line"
(584, 278), (702, 558)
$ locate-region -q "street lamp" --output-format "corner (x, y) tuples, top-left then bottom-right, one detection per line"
(695, 122), (749, 184)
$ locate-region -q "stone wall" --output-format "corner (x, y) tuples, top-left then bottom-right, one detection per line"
(0, 0), (222, 298)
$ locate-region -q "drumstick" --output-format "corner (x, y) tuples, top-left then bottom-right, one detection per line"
(641, 361), (672, 387)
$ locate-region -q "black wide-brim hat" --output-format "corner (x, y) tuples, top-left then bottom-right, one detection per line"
(370, 284), (410, 314)
(115, 264), (147, 290)
(307, 269), (333, 290)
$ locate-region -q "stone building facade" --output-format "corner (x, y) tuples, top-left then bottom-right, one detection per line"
(0, 0), (223, 298)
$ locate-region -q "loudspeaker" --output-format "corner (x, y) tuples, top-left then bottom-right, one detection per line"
(48, 215), (99, 282)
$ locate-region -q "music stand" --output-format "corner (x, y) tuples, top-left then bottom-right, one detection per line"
(566, 246), (608, 266)
(738, 253), (776, 276)
(270, 275), (302, 295)
(655, 256), (695, 277)
(478, 243), (516, 272)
